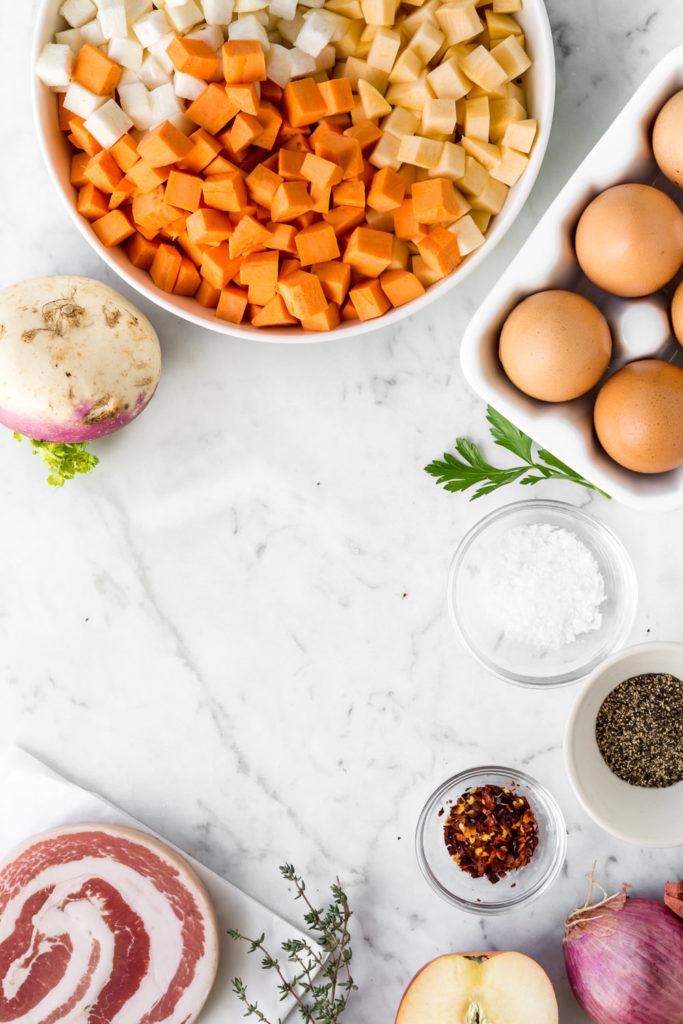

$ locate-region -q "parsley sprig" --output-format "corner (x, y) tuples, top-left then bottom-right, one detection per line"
(228, 865), (356, 1024)
(425, 406), (609, 500)
(14, 433), (99, 487)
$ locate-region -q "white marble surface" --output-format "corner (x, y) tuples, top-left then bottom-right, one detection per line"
(1, 2), (682, 1022)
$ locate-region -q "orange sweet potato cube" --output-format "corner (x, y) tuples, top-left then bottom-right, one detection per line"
(379, 268), (425, 307)
(295, 221), (340, 266)
(311, 260), (351, 305)
(67, 116), (102, 156)
(186, 208), (234, 244)
(92, 208), (135, 247)
(167, 37), (219, 79)
(84, 150), (123, 193)
(317, 78), (354, 116)
(77, 183), (109, 221)
(196, 279), (221, 308)
(187, 84), (239, 134)
(108, 177), (136, 210)
(342, 227), (393, 277)
(349, 278), (391, 321)
(150, 242), (182, 291)
(70, 152), (91, 189)
(137, 121), (193, 168)
(253, 103), (282, 150)
(367, 167), (405, 213)
(411, 178), (465, 224)
(73, 44), (121, 96)
(300, 301), (341, 332)
(165, 169), (204, 212)
(178, 128), (222, 173)
(216, 284), (249, 323)
(278, 149), (306, 180)
(222, 40), (267, 84)
(301, 152), (343, 189)
(332, 181), (365, 208)
(228, 215), (272, 258)
(313, 133), (363, 180)
(282, 79), (327, 128)
(417, 227), (461, 276)
(200, 243), (241, 290)
(229, 111), (263, 152)
(323, 206), (366, 236)
(246, 164), (284, 207)
(344, 120), (383, 151)
(270, 181), (313, 223)
(251, 294), (298, 327)
(277, 270), (328, 320)
(264, 223), (298, 255)
(226, 83), (260, 116)
(110, 133), (139, 173)
(202, 171), (248, 212)
(126, 232), (160, 270)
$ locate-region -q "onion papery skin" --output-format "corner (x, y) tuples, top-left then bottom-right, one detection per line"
(563, 895), (683, 1024)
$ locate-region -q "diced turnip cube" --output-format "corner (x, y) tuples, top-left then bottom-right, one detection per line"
(235, 0), (268, 11)
(107, 35), (143, 70)
(118, 81), (155, 128)
(174, 70), (207, 100)
(165, 0), (191, 6)
(36, 43), (74, 88)
(150, 82), (183, 122)
(201, 0), (234, 24)
(298, 0), (326, 7)
(64, 79), (107, 116)
(269, 0), (296, 15)
(118, 67), (140, 85)
(265, 42), (292, 87)
(79, 18), (106, 45)
(295, 10), (343, 56)
(247, 9), (269, 25)
(55, 28), (84, 54)
(84, 97), (133, 146)
(315, 43), (336, 71)
(277, 11), (304, 43)
(132, 9), (171, 46)
(169, 111), (196, 134)
(149, 32), (177, 73)
(97, 0), (128, 39)
(138, 53), (171, 88)
(60, 0), (96, 28)
(165, 0), (203, 32)
(228, 14), (269, 46)
(124, 0), (153, 22)
(288, 46), (316, 78)
(185, 24), (224, 50)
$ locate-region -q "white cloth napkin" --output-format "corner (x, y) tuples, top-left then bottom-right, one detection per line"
(0, 746), (314, 1023)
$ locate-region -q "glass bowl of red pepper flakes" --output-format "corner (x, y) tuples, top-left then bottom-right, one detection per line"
(415, 766), (566, 914)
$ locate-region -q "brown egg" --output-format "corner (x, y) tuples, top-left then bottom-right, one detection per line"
(594, 359), (683, 473)
(499, 290), (612, 401)
(653, 90), (683, 187)
(575, 184), (683, 297)
(672, 280), (683, 347)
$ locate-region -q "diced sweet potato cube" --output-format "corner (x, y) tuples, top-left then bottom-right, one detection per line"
(186, 208), (234, 244)
(167, 37), (219, 80)
(261, 79), (283, 104)
(323, 206), (366, 236)
(204, 154), (239, 176)
(230, 111), (263, 152)
(187, 84), (239, 135)
(173, 254), (201, 296)
(241, 250), (279, 305)
(203, 171), (248, 212)
(165, 169), (203, 212)
(73, 44), (121, 96)
(222, 40), (267, 84)
(70, 152), (91, 189)
(251, 294), (298, 327)
(379, 268), (425, 306)
(412, 177), (466, 224)
(84, 150), (123, 193)
(295, 221), (340, 266)
(318, 78), (355, 116)
(92, 208), (134, 246)
(344, 120), (383, 151)
(341, 297), (359, 320)
(349, 278), (391, 321)
(277, 270), (327, 320)
(216, 284), (249, 323)
(110, 133), (139, 173)
(108, 177), (136, 210)
(332, 181), (365, 208)
(77, 183), (109, 221)
(311, 260), (351, 305)
(228, 215), (271, 258)
(280, 258), (302, 279)
(278, 149), (306, 180)
(301, 301), (340, 332)
(160, 213), (189, 243)
(226, 83), (260, 117)
(271, 181), (313, 223)
(200, 243), (241, 290)
(127, 232), (160, 270)
(367, 166), (405, 213)
(196, 279), (221, 308)
(178, 129), (222, 173)
(417, 226), (461, 275)
(67, 116), (102, 156)
(393, 198), (423, 240)
(314, 133), (363, 180)
(246, 164), (283, 207)
(150, 244), (182, 291)
(253, 103), (282, 150)
(282, 79), (328, 128)
(138, 121), (193, 168)
(264, 223), (298, 255)
(126, 160), (173, 193)
(343, 227), (393, 277)
(301, 153), (343, 189)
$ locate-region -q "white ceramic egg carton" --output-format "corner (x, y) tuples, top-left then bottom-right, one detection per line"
(461, 46), (683, 511)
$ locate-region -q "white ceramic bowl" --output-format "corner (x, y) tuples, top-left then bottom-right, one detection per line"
(33, 0), (555, 342)
(564, 641), (683, 847)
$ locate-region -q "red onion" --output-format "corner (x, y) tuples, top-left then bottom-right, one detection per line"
(563, 881), (683, 1024)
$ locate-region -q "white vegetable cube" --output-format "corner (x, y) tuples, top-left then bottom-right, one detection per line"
(287, 45), (317, 77)
(484, 10), (523, 39)
(296, 11), (348, 57)
(55, 28), (84, 55)
(60, 0), (96, 28)
(150, 83), (183, 122)
(202, 0), (236, 22)
(461, 135), (501, 170)
(464, 96), (489, 141)
(367, 28), (400, 72)
(457, 155), (488, 195)
(358, 79), (391, 119)
(165, 1), (203, 32)
(64, 79), (107, 116)
(265, 43), (293, 86)
(124, 0), (153, 21)
(387, 48), (422, 84)
(489, 97), (526, 140)
(460, 45), (507, 91)
(138, 53), (172, 88)
(447, 212), (485, 253)
(426, 56), (471, 100)
(490, 36), (531, 81)
(369, 131), (402, 170)
(278, 12), (305, 44)
(382, 105), (419, 137)
(36, 44), (74, 88)
(228, 14), (270, 47)
(168, 111), (197, 134)
(149, 34), (178, 74)
(268, 0), (297, 16)
(83, 97), (133, 146)
(360, 0), (397, 27)
(493, 0), (522, 11)
(325, 0), (362, 15)
(345, 57), (387, 92)
(315, 45), (337, 71)
(107, 36), (143, 70)
(185, 25), (225, 51)
(118, 81), (155, 128)
(173, 70), (207, 100)
(407, 23), (444, 64)
(385, 75), (434, 110)
(299, 0), (327, 8)
(435, 1), (483, 45)
(470, 174), (509, 213)
(79, 18), (106, 46)
(490, 146), (529, 185)
(470, 208), (490, 233)
(501, 118), (537, 153)
(235, 0), (269, 11)
(398, 135), (444, 169)
(334, 20), (364, 58)
(132, 9), (172, 46)
(428, 139), (466, 179)
(421, 97), (457, 137)
(401, 0), (441, 35)
(97, 0), (128, 39)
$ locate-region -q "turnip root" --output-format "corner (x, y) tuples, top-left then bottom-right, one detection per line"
(0, 276), (161, 484)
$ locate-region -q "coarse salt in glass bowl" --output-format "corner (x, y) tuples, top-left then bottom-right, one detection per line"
(415, 766), (567, 915)
(447, 500), (638, 688)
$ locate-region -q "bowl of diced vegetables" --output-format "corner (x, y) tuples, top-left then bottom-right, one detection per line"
(33, 0), (555, 340)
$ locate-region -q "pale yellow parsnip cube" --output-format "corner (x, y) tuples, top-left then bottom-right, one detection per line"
(457, 155), (489, 195)
(464, 96), (490, 141)
(460, 45), (507, 90)
(349, 99), (367, 123)
(397, 162), (418, 188)
(397, 134), (444, 168)
(426, 57), (471, 100)
(382, 105), (420, 136)
(435, 2), (484, 45)
(490, 146), (529, 184)
(358, 78), (392, 118)
(493, 0), (522, 11)
(471, 174), (509, 213)
(427, 140), (466, 180)
(490, 36), (531, 80)
(326, 0), (363, 17)
(470, 210), (491, 233)
(501, 117), (536, 152)
(447, 212), (486, 254)
(345, 56), (388, 91)
(485, 11), (523, 37)
(489, 97), (527, 139)
(334, 21), (364, 58)
(360, 0), (397, 26)
(407, 23), (445, 64)
(385, 75), (435, 109)
(461, 135), (502, 170)
(388, 49), (423, 83)
(367, 28), (401, 72)
(421, 97), (458, 136)
(400, 0), (442, 35)
(369, 131), (403, 169)
(366, 208), (395, 231)
(412, 254), (444, 285)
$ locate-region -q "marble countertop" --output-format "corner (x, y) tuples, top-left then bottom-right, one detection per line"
(2, 2), (682, 1021)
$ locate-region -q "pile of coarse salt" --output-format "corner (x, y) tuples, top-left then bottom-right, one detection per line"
(481, 522), (606, 652)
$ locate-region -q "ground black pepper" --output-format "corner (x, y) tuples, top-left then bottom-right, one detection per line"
(595, 672), (683, 787)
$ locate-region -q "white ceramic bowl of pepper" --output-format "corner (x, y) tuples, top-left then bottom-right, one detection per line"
(564, 641), (683, 847)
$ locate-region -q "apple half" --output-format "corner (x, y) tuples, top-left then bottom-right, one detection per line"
(395, 952), (559, 1024)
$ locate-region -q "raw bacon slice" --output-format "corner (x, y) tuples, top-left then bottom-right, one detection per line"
(0, 824), (219, 1024)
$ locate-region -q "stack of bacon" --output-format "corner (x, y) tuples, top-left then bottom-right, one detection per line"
(0, 824), (219, 1024)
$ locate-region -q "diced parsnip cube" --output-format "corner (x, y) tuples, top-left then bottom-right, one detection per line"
(484, 10), (523, 38)
(132, 9), (172, 46)
(56, 27), (84, 53)
(367, 28), (401, 72)
(288, 45), (317, 76)
(427, 139), (466, 179)
(369, 131), (402, 170)
(461, 135), (501, 170)
(315, 44), (337, 71)
(326, 0), (363, 16)
(398, 135), (443, 168)
(278, 12), (305, 43)
(400, 0), (441, 35)
(118, 81), (155, 128)
(388, 49), (423, 84)
(426, 57), (471, 100)
(421, 97), (457, 137)
(490, 146), (529, 184)
(358, 79), (392, 118)
(300, 0), (327, 6)
(501, 118), (537, 153)
(334, 20), (364, 58)
(296, 10), (348, 56)
(97, 0), (127, 39)
(124, 0), (153, 20)
(386, 74), (434, 110)
(457, 155), (488, 195)
(79, 18), (106, 46)
(248, 10), (271, 27)
(235, 0), (268, 9)
(228, 13), (270, 47)
(64, 79), (107, 116)
(165, 1), (203, 32)
(150, 82), (183, 123)
(269, 0), (297, 16)
(460, 45), (507, 91)
(470, 208), (490, 232)
(36, 43), (74, 88)
(60, 0), (96, 28)
(344, 57), (388, 92)
(470, 174), (508, 213)
(186, 25), (225, 50)
(360, 0), (397, 27)
(173, 70), (207, 100)
(138, 53), (171, 88)
(265, 42), (293, 85)
(202, 0), (235, 20)
(107, 36), (143, 71)
(464, 96), (489, 141)
(493, 0), (522, 11)
(447, 212), (485, 253)
(382, 105), (419, 136)
(489, 96), (526, 140)
(83, 97), (133, 146)
(150, 33), (178, 74)
(435, 2), (483, 45)
(408, 23), (444, 63)
(412, 254), (442, 285)
(490, 36), (531, 80)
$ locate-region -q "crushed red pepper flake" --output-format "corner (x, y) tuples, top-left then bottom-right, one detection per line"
(442, 783), (539, 884)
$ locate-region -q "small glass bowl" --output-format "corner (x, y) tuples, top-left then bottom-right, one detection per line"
(448, 499), (637, 687)
(416, 766), (567, 915)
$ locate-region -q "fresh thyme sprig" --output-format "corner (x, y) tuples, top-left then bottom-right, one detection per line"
(14, 433), (99, 487)
(425, 406), (610, 500)
(228, 865), (357, 1024)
